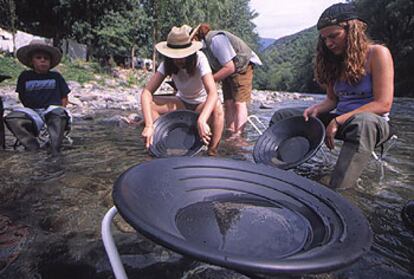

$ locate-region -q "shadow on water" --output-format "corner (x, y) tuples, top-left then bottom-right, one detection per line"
(0, 98), (413, 279)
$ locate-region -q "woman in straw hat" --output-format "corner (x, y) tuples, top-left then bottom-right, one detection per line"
(4, 40), (71, 155)
(269, 3), (394, 189)
(141, 25), (224, 156)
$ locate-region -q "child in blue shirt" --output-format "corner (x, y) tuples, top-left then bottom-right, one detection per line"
(5, 40), (71, 155)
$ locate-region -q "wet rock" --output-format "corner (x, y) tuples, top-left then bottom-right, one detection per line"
(259, 102), (274, 109)
(79, 95), (98, 102)
(67, 81), (81, 91)
(98, 115), (130, 127)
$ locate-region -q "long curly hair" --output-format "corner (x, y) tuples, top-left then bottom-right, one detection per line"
(315, 19), (372, 87)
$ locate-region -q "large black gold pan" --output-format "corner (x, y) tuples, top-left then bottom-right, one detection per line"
(113, 157), (372, 276)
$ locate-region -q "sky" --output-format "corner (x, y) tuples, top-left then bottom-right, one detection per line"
(249, 0), (346, 39)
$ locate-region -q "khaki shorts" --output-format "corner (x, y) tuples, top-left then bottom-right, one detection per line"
(222, 64), (254, 102)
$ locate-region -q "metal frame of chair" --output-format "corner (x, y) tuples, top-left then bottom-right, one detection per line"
(372, 134), (398, 180)
(102, 206), (129, 279)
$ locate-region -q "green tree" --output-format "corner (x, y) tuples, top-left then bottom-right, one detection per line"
(93, 2), (151, 62)
(355, 0), (414, 96)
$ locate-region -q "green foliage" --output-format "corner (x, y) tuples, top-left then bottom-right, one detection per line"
(355, 0), (414, 97)
(58, 57), (100, 84)
(94, 4), (151, 58)
(0, 54), (25, 85)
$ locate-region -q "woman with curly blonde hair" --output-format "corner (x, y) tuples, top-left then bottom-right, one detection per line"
(269, 3), (394, 189)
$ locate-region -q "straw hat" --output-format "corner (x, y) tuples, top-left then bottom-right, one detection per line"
(155, 25), (202, 59)
(16, 39), (62, 69)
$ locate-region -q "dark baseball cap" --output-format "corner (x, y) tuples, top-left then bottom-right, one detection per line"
(317, 3), (364, 30)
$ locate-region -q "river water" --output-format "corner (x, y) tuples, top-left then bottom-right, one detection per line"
(0, 94), (413, 279)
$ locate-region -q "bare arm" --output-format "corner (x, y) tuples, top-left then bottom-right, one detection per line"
(335, 45), (394, 125)
(61, 96), (68, 107)
(212, 60), (235, 82)
(197, 72), (218, 143)
(140, 71), (165, 147)
(303, 84), (337, 121)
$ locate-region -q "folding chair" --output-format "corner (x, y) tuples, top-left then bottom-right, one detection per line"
(371, 134), (398, 180)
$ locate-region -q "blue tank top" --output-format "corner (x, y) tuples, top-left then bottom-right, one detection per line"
(334, 73), (373, 115)
(334, 73), (389, 121)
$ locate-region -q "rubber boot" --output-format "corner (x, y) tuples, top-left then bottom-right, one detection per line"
(45, 109), (68, 156)
(5, 112), (40, 151)
(329, 142), (372, 189)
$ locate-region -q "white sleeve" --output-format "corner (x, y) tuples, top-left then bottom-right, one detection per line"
(210, 34), (236, 65)
(197, 52), (212, 77)
(157, 62), (166, 76)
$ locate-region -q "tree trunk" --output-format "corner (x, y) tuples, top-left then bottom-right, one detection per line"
(152, 0), (158, 73)
(131, 46), (136, 69)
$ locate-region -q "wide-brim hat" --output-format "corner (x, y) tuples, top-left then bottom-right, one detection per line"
(16, 39), (62, 69)
(155, 25), (202, 59)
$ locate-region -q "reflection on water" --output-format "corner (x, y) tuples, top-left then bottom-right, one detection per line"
(0, 98), (413, 278)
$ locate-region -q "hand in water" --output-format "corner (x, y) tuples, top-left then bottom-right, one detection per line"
(325, 119), (339, 150)
(197, 121), (212, 145)
(141, 126), (154, 148)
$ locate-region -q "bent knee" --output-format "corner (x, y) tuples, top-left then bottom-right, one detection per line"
(5, 111), (30, 120)
(46, 107), (68, 118)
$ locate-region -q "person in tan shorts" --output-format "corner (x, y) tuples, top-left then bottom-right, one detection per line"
(195, 24), (262, 137)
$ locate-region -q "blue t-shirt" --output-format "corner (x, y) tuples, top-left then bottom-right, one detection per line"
(16, 70), (70, 109)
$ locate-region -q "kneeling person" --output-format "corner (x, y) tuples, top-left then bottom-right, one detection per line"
(5, 40), (71, 155)
(141, 25), (224, 156)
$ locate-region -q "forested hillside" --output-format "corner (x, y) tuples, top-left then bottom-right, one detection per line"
(254, 27), (320, 93)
